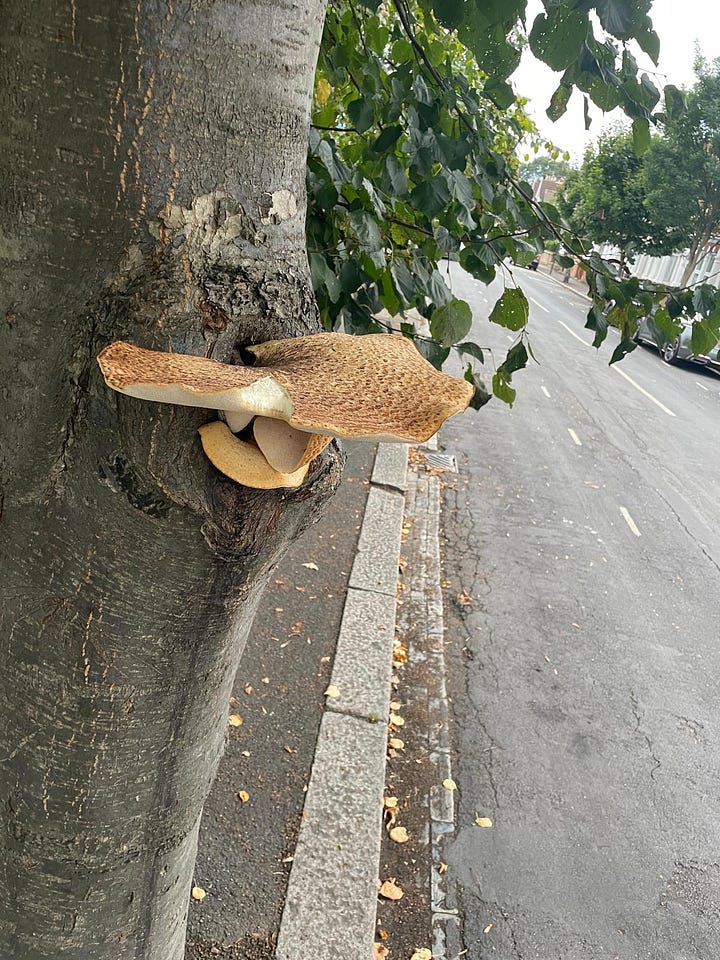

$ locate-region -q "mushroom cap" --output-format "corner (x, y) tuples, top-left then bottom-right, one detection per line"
(198, 421), (308, 489)
(98, 332), (474, 442)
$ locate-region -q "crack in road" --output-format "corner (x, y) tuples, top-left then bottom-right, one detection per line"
(630, 689), (662, 782)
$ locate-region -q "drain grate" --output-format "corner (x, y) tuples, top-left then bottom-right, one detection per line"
(424, 451), (458, 473)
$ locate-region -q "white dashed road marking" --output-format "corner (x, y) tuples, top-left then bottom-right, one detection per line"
(558, 319), (590, 345)
(529, 295), (550, 313)
(611, 366), (676, 418)
(620, 507), (642, 537)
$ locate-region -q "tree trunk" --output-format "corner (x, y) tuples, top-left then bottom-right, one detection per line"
(0, 3), (335, 958)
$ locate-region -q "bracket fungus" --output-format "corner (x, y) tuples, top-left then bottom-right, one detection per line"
(97, 333), (474, 489)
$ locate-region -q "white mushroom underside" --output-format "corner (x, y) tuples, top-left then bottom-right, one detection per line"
(119, 376), (294, 420)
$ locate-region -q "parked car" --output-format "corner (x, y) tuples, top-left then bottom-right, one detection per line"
(633, 314), (720, 367)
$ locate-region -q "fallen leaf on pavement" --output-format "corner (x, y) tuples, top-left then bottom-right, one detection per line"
(228, 714), (243, 727)
(456, 591), (472, 606)
(474, 816), (493, 828)
(389, 713), (405, 727)
(378, 878), (404, 900)
(442, 778), (457, 791)
(410, 950), (432, 960)
(389, 737), (405, 750)
(389, 826), (409, 843)
(372, 945), (389, 960)
(377, 928), (388, 940)
(191, 886), (207, 901)
(301, 562), (319, 570)
(389, 701), (401, 711)
(438, 862), (448, 874)
(484, 923), (494, 934)
(261, 676), (270, 684)
(324, 684), (340, 698)
(237, 790), (250, 803)
(244, 683), (253, 695)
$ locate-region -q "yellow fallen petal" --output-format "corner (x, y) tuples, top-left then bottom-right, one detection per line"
(191, 886), (206, 901)
(237, 790), (250, 803)
(389, 713), (405, 726)
(389, 737), (405, 750)
(324, 684), (340, 698)
(474, 816), (493, 828)
(410, 950), (432, 960)
(228, 714), (243, 727)
(442, 778), (457, 791)
(378, 878), (404, 901)
(389, 826), (409, 843)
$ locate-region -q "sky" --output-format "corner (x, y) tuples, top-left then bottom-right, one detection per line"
(512, 0), (720, 162)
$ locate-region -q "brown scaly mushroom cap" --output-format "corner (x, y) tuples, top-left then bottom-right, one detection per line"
(97, 332), (474, 443)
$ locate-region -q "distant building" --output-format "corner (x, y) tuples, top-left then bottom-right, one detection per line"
(596, 241), (720, 289)
(530, 177), (564, 203)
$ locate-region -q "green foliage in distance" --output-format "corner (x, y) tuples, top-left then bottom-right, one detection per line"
(643, 56), (720, 287)
(518, 156), (574, 183)
(307, 0), (720, 407)
(555, 127), (659, 270)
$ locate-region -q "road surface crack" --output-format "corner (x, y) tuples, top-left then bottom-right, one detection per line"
(630, 690), (661, 782)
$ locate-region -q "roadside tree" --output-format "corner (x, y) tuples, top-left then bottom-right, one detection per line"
(643, 57), (720, 287)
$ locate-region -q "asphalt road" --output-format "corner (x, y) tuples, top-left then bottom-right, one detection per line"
(440, 265), (720, 959)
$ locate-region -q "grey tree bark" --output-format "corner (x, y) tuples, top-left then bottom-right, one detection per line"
(0, 2), (334, 958)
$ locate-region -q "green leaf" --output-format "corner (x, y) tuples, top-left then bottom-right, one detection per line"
(632, 117), (650, 155)
(371, 125), (403, 153)
(500, 341), (528, 376)
(484, 78), (516, 110)
(430, 298), (473, 347)
(309, 253), (342, 302)
(416, 338), (450, 370)
(595, 0), (635, 38)
(547, 82), (572, 122)
(663, 84), (685, 121)
(456, 340), (485, 363)
(465, 367), (492, 409)
(609, 338), (637, 364)
(459, 247), (495, 284)
(693, 284), (717, 317)
(489, 288), (529, 332)
(585, 303), (609, 348)
(410, 177), (452, 220)
(492, 369), (516, 406)
(381, 155), (408, 196)
(691, 319), (720, 356)
(651, 307), (682, 343)
(390, 260), (417, 304)
(427, 270), (453, 307)
(347, 97), (374, 133)
(349, 209), (382, 250)
(529, 9), (587, 72)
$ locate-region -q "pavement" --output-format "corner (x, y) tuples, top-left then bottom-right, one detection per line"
(185, 436), (446, 960)
(535, 262), (591, 300)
